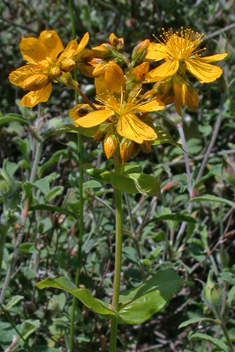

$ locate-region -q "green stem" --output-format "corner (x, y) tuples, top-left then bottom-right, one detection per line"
(109, 158), (123, 352)
(214, 306), (234, 352)
(0, 225), (8, 276)
(68, 0), (84, 350)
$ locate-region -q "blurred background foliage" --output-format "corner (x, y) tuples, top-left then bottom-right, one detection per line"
(1, 0), (235, 351)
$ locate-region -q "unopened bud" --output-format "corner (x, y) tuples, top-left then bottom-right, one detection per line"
(103, 132), (118, 159)
(109, 33), (118, 47)
(92, 44), (112, 58)
(60, 58), (76, 72)
(132, 39), (150, 62)
(119, 139), (134, 165)
(116, 37), (124, 51)
(202, 270), (223, 307)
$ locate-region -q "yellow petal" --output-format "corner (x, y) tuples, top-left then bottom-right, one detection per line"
(74, 109), (113, 128)
(74, 32), (89, 56)
(95, 76), (109, 100)
(105, 61), (126, 94)
(200, 53), (228, 63)
(116, 114), (157, 143)
(93, 62), (109, 77)
(147, 59), (179, 81)
(185, 58), (223, 83)
(58, 39), (78, 62)
(9, 65), (37, 86)
(20, 83), (52, 107)
(70, 104), (102, 120)
(20, 37), (48, 63)
(21, 74), (50, 91)
(145, 42), (169, 61)
(39, 30), (64, 60)
(137, 99), (165, 112)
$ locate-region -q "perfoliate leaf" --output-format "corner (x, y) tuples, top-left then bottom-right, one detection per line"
(36, 277), (123, 322)
(118, 269), (183, 325)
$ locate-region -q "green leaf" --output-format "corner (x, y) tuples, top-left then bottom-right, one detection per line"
(143, 213), (196, 229)
(0, 113), (30, 126)
(179, 317), (216, 329)
(36, 277), (122, 322)
(29, 204), (76, 218)
(19, 243), (39, 253)
(122, 247), (139, 265)
(20, 319), (40, 339)
(189, 333), (229, 352)
(39, 150), (70, 177)
(35, 178), (50, 196)
(152, 123), (183, 150)
(152, 231), (166, 242)
(84, 164), (138, 194)
(127, 173), (161, 198)
(34, 347), (59, 352)
(83, 180), (102, 190)
(123, 164), (142, 175)
(118, 269), (183, 325)
(149, 246), (162, 261)
(189, 195), (235, 209)
(4, 295), (24, 311)
(54, 123), (99, 137)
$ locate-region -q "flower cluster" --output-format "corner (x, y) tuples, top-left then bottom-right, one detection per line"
(9, 28), (227, 163)
(145, 28), (228, 116)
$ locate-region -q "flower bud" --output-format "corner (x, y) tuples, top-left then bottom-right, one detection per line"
(60, 58), (76, 72)
(133, 62), (149, 81)
(92, 44), (112, 58)
(103, 132), (118, 159)
(119, 139), (134, 165)
(202, 271), (223, 308)
(49, 66), (61, 77)
(116, 37), (124, 51)
(132, 39), (150, 62)
(109, 33), (118, 47)
(173, 76), (188, 116)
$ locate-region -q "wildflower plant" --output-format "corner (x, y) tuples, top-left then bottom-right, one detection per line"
(4, 13), (231, 352)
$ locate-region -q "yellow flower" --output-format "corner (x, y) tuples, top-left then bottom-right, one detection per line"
(9, 30), (89, 107)
(70, 61), (165, 144)
(146, 28), (228, 83)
